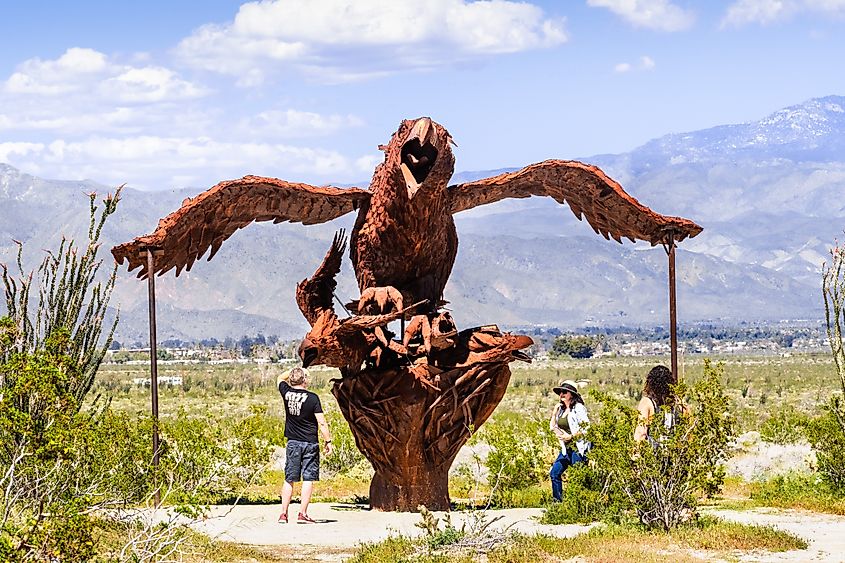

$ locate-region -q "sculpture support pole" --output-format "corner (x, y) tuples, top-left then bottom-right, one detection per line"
(667, 233), (678, 383)
(145, 248), (161, 507)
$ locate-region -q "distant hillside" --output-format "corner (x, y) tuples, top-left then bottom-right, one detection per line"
(456, 96), (845, 287)
(3, 96), (842, 343)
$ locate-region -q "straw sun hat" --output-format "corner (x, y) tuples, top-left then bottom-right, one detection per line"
(552, 379), (589, 399)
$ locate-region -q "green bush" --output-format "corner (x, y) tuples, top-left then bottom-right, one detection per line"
(747, 472), (845, 513)
(550, 334), (603, 359)
(585, 359), (736, 529)
(820, 242), (845, 496)
(480, 413), (557, 507)
(540, 462), (623, 524)
(322, 411), (367, 476)
(759, 406), (808, 444)
(751, 472), (825, 503)
(806, 401), (845, 494)
(0, 191), (277, 559)
(0, 332), (102, 558)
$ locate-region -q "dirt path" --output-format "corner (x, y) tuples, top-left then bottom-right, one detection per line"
(192, 504), (588, 547)
(186, 503), (845, 562)
(707, 508), (845, 562)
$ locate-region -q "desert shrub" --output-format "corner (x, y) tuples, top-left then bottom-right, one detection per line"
(586, 359), (736, 529)
(0, 338), (101, 560)
(550, 334), (603, 359)
(0, 191), (271, 559)
(759, 406), (809, 444)
(1, 190), (120, 405)
(154, 407), (272, 506)
(480, 413), (557, 507)
(540, 462), (624, 525)
(1, 191), (120, 553)
(806, 406), (845, 494)
(748, 472), (845, 514)
(350, 535), (416, 563)
(820, 242), (845, 495)
(751, 472), (825, 503)
(322, 411), (367, 476)
(415, 506), (466, 551)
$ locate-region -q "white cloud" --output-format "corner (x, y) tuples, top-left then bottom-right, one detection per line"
(4, 135), (373, 189)
(0, 47), (371, 188)
(0, 142), (44, 163)
(239, 109), (365, 138)
(614, 55), (656, 73)
(721, 0), (797, 27)
(175, 0), (568, 83)
(809, 0), (845, 9)
(721, 0), (845, 27)
(354, 154), (382, 176)
(3, 48), (207, 103)
(5, 48), (107, 95)
(0, 48), (212, 141)
(102, 67), (207, 103)
(0, 108), (138, 133)
(587, 0), (695, 31)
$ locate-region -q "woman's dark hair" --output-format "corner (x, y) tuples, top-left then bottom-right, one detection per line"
(643, 365), (673, 408)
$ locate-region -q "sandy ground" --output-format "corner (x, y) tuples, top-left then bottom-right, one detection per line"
(183, 503), (845, 562)
(709, 508), (845, 562)
(192, 504), (588, 547)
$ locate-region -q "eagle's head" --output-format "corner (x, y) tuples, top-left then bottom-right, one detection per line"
(382, 117), (456, 200)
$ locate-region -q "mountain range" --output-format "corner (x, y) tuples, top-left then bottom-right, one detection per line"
(2, 96), (843, 344)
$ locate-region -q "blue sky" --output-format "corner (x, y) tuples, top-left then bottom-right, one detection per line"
(1, 0), (844, 190)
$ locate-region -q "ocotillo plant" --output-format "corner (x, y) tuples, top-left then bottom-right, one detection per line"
(1, 188), (121, 406)
(823, 243), (845, 414)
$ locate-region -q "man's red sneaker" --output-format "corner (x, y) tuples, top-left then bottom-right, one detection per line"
(278, 512), (288, 524)
(297, 513), (316, 524)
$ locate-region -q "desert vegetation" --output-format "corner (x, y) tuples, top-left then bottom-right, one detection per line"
(2, 195), (844, 562)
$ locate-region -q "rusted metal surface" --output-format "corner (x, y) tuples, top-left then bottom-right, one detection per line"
(333, 326), (532, 511)
(112, 117), (702, 309)
(112, 180), (369, 279)
(145, 248), (161, 507)
(113, 117), (702, 511)
(666, 233), (679, 383)
(449, 160), (702, 245)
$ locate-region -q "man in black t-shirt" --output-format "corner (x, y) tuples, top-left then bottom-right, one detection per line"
(277, 367), (333, 524)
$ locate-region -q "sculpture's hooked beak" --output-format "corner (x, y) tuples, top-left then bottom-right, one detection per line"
(401, 117), (439, 199)
(298, 337), (319, 368)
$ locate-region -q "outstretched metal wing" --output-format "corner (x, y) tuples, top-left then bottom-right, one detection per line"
(295, 230), (347, 326)
(111, 176), (370, 278)
(447, 160), (702, 244)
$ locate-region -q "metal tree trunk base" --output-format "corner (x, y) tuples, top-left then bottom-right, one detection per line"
(332, 346), (514, 512)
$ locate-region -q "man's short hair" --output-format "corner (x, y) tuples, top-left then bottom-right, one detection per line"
(289, 367), (309, 386)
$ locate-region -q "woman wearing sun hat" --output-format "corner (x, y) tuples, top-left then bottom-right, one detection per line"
(548, 379), (590, 502)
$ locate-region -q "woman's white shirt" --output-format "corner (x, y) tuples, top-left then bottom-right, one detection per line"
(550, 402), (590, 456)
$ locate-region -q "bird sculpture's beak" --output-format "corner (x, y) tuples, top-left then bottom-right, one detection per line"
(401, 117), (439, 199)
(298, 337), (319, 368)
(410, 117), (435, 148)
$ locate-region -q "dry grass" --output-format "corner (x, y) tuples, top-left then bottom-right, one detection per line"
(191, 539), (355, 562)
(487, 518), (805, 563)
(252, 469), (370, 503)
(347, 517), (806, 563)
(90, 354), (835, 560)
(96, 353), (837, 435)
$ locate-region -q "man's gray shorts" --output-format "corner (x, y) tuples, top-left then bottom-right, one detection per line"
(285, 440), (320, 483)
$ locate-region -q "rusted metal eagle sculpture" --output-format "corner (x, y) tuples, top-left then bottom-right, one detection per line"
(113, 117), (702, 510)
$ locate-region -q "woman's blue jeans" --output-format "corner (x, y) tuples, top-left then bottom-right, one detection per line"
(549, 449), (585, 501)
